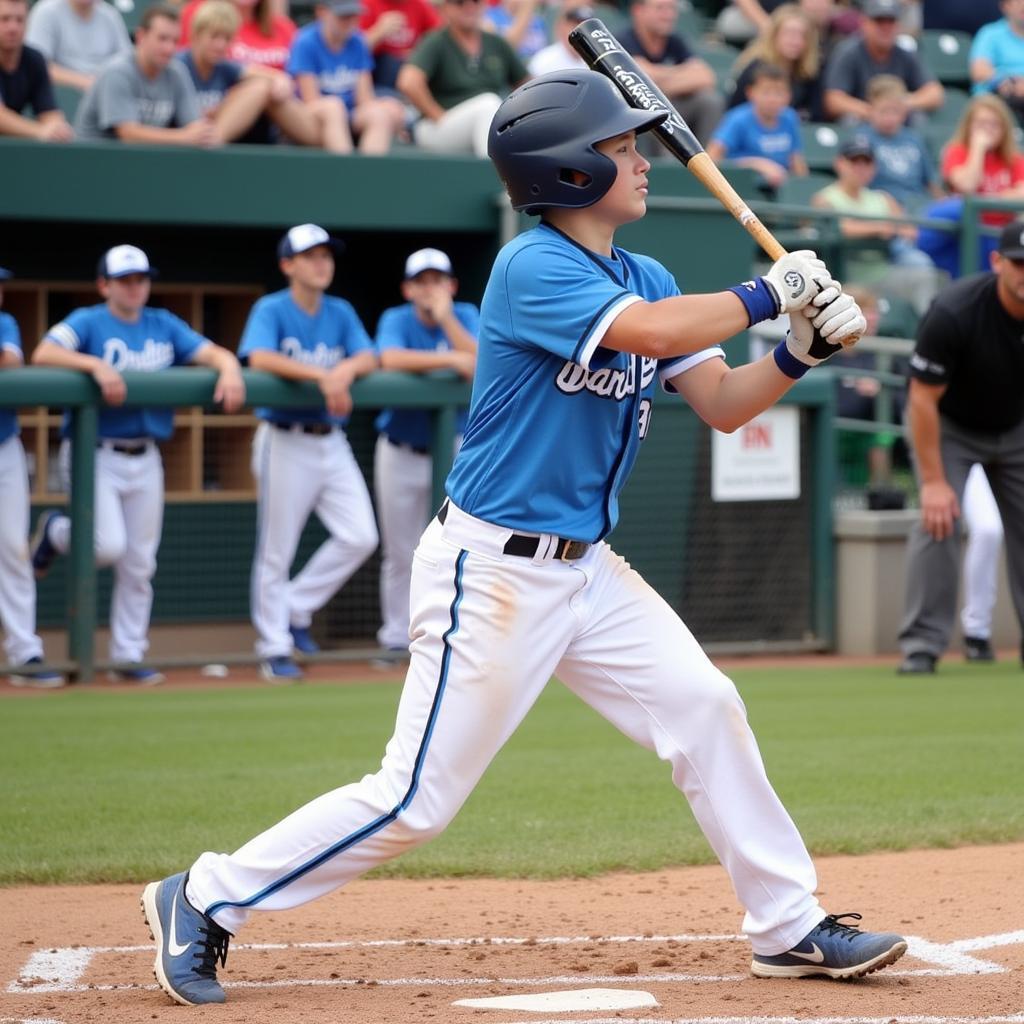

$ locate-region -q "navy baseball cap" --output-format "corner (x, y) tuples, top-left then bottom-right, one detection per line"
(97, 244), (157, 279)
(997, 219), (1024, 258)
(839, 136), (875, 159)
(277, 223), (343, 259)
(0, 266), (12, 281)
(861, 0), (901, 19)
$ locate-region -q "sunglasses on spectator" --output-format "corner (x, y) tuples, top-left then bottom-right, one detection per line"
(447, 0), (483, 6)
(846, 155), (875, 164)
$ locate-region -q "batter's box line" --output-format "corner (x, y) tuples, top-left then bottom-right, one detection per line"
(490, 1016), (1024, 1024)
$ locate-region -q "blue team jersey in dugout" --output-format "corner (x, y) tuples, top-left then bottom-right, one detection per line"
(0, 311), (22, 444)
(238, 288), (373, 426)
(446, 223), (725, 542)
(45, 304), (209, 440)
(374, 301), (480, 449)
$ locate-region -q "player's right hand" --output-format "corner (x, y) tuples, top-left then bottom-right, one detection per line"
(319, 365), (354, 418)
(761, 250), (829, 315)
(91, 361), (127, 405)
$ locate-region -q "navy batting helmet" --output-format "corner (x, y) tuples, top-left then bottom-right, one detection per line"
(488, 70), (668, 216)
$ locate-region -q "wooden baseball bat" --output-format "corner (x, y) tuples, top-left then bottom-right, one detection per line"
(568, 19), (787, 261)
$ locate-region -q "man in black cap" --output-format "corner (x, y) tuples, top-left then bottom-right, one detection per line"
(898, 218), (1024, 673)
(823, 0), (943, 123)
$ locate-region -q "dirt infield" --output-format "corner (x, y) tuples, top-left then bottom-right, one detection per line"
(2, 843), (1022, 1024)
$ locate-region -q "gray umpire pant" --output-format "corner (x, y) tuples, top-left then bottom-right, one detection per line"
(899, 416), (1024, 658)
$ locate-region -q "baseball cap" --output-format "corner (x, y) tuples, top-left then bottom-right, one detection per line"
(861, 0), (902, 20)
(322, 0), (362, 14)
(404, 247), (453, 279)
(0, 266), (12, 281)
(839, 135), (874, 159)
(97, 244), (156, 279)
(277, 223), (342, 259)
(997, 219), (1024, 258)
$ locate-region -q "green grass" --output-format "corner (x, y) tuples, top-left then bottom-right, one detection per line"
(2, 662), (1022, 885)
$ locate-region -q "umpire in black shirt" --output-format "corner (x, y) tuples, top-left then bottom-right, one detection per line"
(898, 219), (1024, 673)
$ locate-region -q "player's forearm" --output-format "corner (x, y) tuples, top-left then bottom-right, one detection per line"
(0, 349), (23, 369)
(344, 349), (379, 379)
(247, 350), (328, 382)
(31, 340), (102, 372)
(604, 292), (749, 358)
(380, 349), (462, 372)
(694, 354), (795, 433)
(437, 313), (477, 352)
(193, 343), (241, 375)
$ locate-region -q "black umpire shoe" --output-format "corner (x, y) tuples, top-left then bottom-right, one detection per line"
(963, 636), (995, 662)
(897, 652), (937, 675)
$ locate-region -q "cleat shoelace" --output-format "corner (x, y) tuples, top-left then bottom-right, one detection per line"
(817, 912), (864, 943)
(193, 920), (230, 979)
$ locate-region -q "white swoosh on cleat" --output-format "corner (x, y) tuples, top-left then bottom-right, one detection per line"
(167, 898), (191, 958)
(788, 943), (825, 963)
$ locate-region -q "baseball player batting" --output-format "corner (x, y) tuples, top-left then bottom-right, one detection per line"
(141, 70), (903, 1007)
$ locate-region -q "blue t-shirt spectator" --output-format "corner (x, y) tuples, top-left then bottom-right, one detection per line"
(710, 101), (802, 169)
(286, 22), (373, 110)
(485, 4), (548, 60)
(861, 124), (937, 210)
(177, 51), (243, 115)
(970, 18), (1024, 94)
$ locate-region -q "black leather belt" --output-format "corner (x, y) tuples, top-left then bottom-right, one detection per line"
(437, 500), (590, 561)
(386, 435), (429, 456)
(271, 421), (335, 436)
(98, 441), (150, 456)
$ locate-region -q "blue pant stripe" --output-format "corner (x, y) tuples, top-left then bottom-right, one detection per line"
(205, 549), (469, 919)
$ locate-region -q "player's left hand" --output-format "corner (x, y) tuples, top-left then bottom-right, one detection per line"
(785, 288), (866, 367)
(320, 365), (354, 417)
(214, 368), (246, 413)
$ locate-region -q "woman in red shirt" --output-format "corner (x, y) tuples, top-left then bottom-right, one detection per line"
(942, 94), (1024, 227)
(180, 0), (297, 71)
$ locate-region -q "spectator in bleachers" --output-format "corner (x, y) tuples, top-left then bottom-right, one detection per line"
(942, 93), (1024, 227)
(708, 62), (807, 192)
(823, 0), (942, 124)
(620, 0), (724, 146)
(288, 0), (405, 154)
(26, 0), (130, 94)
(860, 73), (941, 211)
(397, 0), (528, 157)
(75, 3), (219, 144)
(717, 0), (801, 47)
(359, 0), (440, 91)
(483, 0), (548, 61)
(528, 0), (591, 76)
(181, 0), (352, 150)
(970, 0), (1024, 126)
(373, 247), (478, 655)
(727, 3), (824, 121)
(0, 265), (64, 690)
(0, 0), (74, 140)
(29, 244), (245, 685)
(812, 135), (934, 286)
(180, 0), (297, 71)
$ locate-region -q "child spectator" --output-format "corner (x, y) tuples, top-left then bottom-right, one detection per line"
(528, 0), (591, 76)
(728, 3), (825, 121)
(970, 0), (1024, 125)
(483, 0), (548, 61)
(0, 0), (73, 140)
(708, 63), (807, 192)
(359, 0), (440, 91)
(180, 0), (296, 71)
(942, 93), (1024, 227)
(861, 74), (941, 212)
(26, 0), (131, 94)
(288, 0), (404, 154)
(181, 0), (352, 151)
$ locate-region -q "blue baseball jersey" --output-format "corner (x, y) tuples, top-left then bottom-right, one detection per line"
(46, 304), (209, 440)
(238, 288), (373, 426)
(446, 222), (725, 541)
(0, 311), (23, 444)
(374, 301), (479, 449)
(286, 24), (373, 110)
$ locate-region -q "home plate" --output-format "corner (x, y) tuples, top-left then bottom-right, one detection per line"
(453, 987), (659, 1012)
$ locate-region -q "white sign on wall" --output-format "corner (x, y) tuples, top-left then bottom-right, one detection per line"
(711, 405), (800, 502)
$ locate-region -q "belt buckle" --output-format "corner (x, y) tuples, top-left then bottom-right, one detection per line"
(559, 540), (588, 562)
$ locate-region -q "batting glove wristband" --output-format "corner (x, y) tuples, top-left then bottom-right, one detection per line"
(773, 287), (867, 379)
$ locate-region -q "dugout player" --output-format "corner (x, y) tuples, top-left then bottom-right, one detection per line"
(0, 265), (63, 688)
(141, 72), (906, 1006)
(30, 245), (245, 684)
(898, 218), (1024, 674)
(373, 247), (477, 654)
(239, 223), (379, 683)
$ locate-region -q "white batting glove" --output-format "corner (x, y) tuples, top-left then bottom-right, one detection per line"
(761, 249), (830, 315)
(785, 288), (867, 367)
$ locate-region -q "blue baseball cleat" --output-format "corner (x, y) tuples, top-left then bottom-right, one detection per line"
(751, 913), (907, 979)
(142, 872), (231, 1005)
(261, 655), (303, 682)
(289, 625), (320, 655)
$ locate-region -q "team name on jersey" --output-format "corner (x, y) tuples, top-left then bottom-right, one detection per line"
(555, 356), (657, 401)
(282, 336), (342, 367)
(103, 337), (175, 371)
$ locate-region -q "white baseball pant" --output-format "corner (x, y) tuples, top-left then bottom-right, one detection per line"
(49, 439), (163, 663)
(0, 435), (45, 665)
(250, 423), (378, 660)
(188, 500), (824, 954)
(961, 463), (1004, 640)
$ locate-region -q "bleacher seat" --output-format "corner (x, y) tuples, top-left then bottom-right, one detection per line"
(917, 29), (972, 87)
(774, 171), (834, 208)
(931, 86), (969, 127)
(696, 42), (739, 92)
(53, 82), (82, 122)
(800, 121), (846, 172)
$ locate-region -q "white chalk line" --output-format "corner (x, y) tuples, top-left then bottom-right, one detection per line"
(490, 1017), (1024, 1024)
